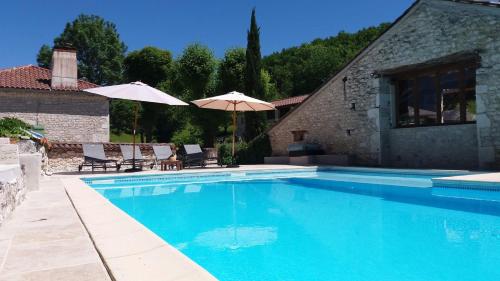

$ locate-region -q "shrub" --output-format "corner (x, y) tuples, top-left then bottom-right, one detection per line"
(237, 133), (272, 164)
(171, 122), (204, 147)
(0, 117), (31, 138)
(217, 142), (233, 166)
(217, 141), (248, 166)
(217, 133), (272, 165)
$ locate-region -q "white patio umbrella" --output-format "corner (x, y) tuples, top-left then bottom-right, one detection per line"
(191, 91), (275, 162)
(85, 81), (188, 171)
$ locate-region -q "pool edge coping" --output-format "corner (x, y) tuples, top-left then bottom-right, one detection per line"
(61, 176), (219, 281)
(78, 164), (476, 182)
(77, 164), (500, 191)
(78, 164), (317, 181)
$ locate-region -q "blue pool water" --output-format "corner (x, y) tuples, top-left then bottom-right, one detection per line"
(85, 169), (500, 281)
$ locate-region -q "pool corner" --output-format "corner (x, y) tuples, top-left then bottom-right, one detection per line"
(61, 177), (218, 281)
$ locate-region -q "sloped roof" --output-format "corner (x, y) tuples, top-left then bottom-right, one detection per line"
(271, 95), (310, 108)
(0, 65), (98, 91)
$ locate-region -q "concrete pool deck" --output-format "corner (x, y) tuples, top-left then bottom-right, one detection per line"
(0, 177), (110, 281)
(0, 164), (499, 280)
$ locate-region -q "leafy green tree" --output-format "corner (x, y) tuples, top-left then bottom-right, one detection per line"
(244, 8), (267, 140)
(154, 109), (178, 143)
(216, 48), (247, 140)
(109, 100), (136, 135)
(124, 46), (172, 86)
(260, 69), (279, 101)
(262, 23), (390, 98)
(176, 43), (217, 100)
(171, 122), (204, 147)
(175, 43), (223, 146)
(36, 45), (52, 68)
(123, 47), (174, 142)
(218, 48), (246, 93)
(37, 14), (127, 85)
(156, 70), (191, 143)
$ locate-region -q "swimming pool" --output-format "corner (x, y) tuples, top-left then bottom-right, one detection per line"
(84, 168), (500, 281)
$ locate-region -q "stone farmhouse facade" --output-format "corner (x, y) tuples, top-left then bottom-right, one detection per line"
(268, 0), (500, 170)
(0, 48), (109, 142)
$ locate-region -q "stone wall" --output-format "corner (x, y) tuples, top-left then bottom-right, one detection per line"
(0, 139), (27, 225)
(268, 0), (500, 170)
(47, 143), (173, 173)
(0, 144), (19, 165)
(389, 124), (478, 169)
(0, 166), (25, 224)
(0, 88), (109, 142)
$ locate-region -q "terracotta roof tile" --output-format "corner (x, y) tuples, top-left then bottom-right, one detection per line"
(0, 65), (98, 91)
(271, 94), (310, 108)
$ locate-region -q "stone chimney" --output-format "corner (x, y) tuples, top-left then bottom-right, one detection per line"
(51, 48), (78, 89)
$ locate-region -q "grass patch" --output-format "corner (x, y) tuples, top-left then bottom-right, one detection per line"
(110, 133), (140, 143)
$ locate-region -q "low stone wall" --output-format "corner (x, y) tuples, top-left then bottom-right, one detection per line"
(0, 166), (25, 224)
(0, 138), (42, 225)
(47, 142), (174, 173)
(0, 144), (19, 165)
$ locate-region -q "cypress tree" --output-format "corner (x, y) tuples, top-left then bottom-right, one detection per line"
(244, 8), (266, 140)
(245, 8), (263, 99)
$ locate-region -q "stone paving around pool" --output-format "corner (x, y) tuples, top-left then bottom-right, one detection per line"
(0, 177), (110, 281)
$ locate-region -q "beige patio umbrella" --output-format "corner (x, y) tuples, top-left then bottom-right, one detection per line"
(191, 91), (275, 162)
(85, 81), (188, 171)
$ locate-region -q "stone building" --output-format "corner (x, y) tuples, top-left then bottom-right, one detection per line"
(0, 48), (109, 142)
(268, 95), (309, 123)
(268, 0), (500, 170)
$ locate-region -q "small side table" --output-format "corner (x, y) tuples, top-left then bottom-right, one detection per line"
(161, 160), (183, 171)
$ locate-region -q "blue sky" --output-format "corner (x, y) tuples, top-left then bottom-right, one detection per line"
(0, 0), (414, 68)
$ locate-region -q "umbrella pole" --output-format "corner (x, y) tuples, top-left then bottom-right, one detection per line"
(232, 103), (236, 158)
(127, 102), (140, 172)
(228, 103), (239, 168)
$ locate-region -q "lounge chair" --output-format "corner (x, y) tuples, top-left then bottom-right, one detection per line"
(179, 144), (205, 168)
(150, 145), (173, 169)
(119, 144), (145, 170)
(79, 143), (120, 172)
